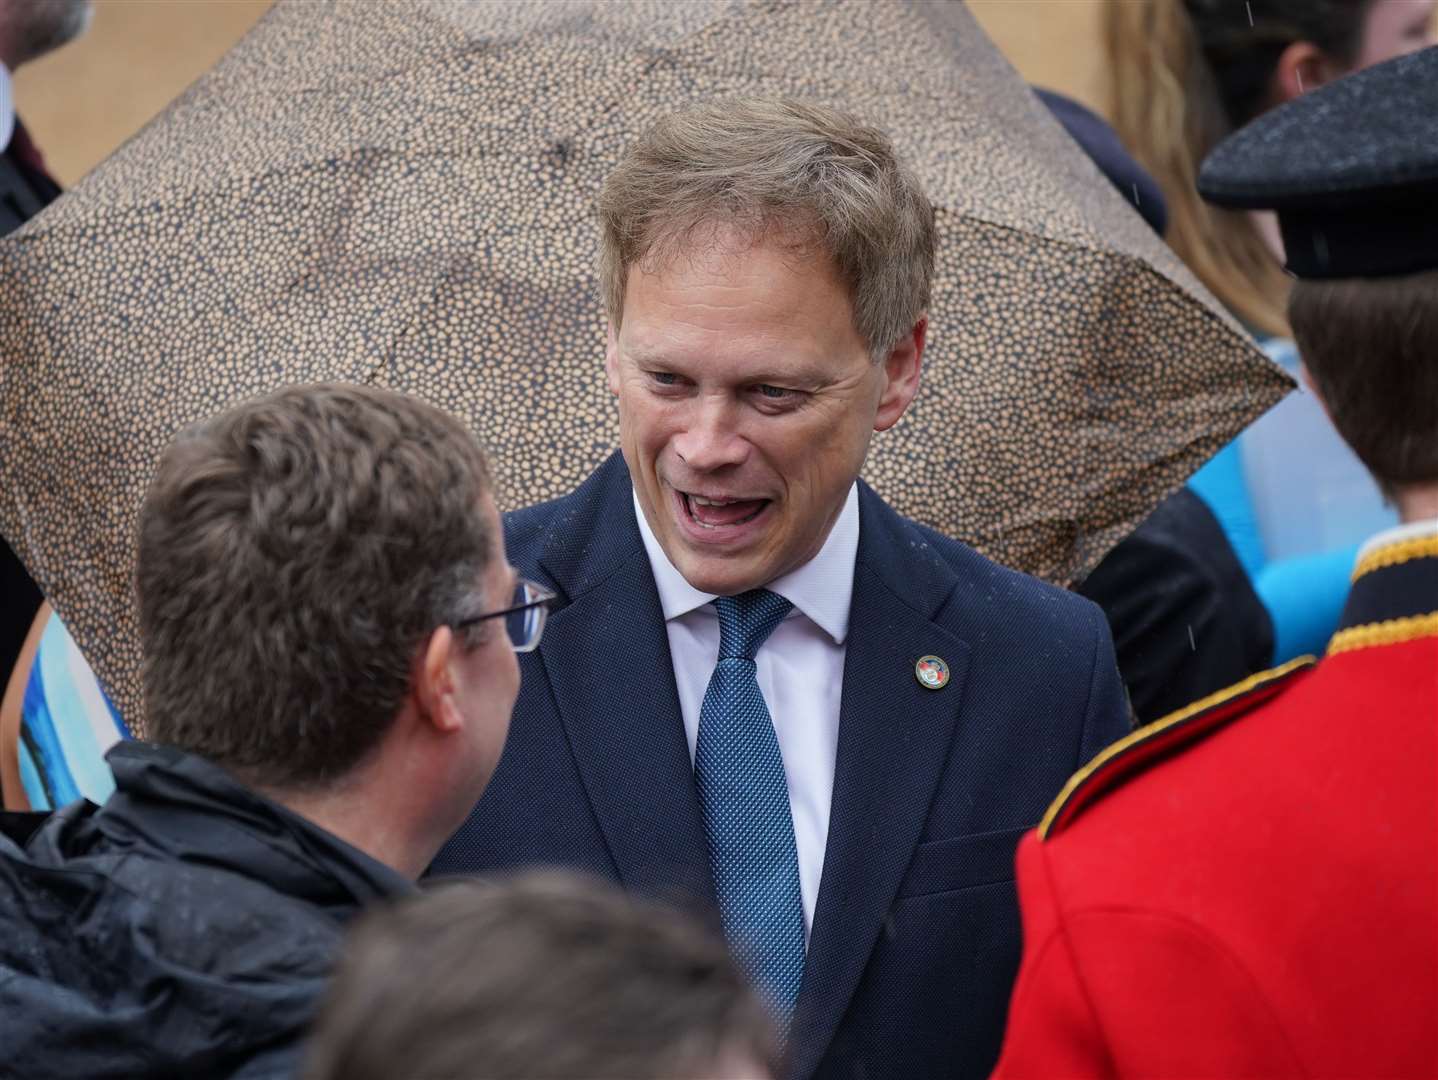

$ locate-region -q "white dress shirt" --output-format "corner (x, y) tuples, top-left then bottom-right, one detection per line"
(634, 485), (858, 939)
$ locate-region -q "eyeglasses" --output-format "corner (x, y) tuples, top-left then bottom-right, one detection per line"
(455, 577), (556, 653)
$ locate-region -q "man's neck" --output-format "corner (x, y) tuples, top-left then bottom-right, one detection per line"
(254, 777), (432, 882)
(1396, 485), (1438, 524)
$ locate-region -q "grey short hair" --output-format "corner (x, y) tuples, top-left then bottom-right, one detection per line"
(136, 383), (495, 791)
(598, 98), (935, 360)
(0, 0), (92, 66)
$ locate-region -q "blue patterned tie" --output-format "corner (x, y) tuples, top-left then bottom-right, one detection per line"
(695, 589), (806, 1029)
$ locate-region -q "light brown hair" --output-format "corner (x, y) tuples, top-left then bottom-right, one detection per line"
(136, 382), (494, 789)
(1105, 0), (1370, 338)
(303, 871), (776, 1080)
(598, 97), (935, 360)
(1288, 271), (1438, 493)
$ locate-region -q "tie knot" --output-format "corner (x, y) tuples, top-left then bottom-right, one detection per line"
(713, 590), (793, 661)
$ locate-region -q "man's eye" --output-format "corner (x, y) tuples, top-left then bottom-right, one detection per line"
(649, 371), (679, 386)
(756, 384), (793, 399)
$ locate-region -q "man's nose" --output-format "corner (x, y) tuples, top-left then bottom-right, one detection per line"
(672, 396), (749, 472)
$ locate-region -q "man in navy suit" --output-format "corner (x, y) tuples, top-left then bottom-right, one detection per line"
(433, 98), (1130, 1080)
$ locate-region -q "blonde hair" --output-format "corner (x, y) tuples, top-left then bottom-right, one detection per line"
(597, 98), (935, 360)
(1105, 0), (1369, 339)
(1107, 1), (1277, 335)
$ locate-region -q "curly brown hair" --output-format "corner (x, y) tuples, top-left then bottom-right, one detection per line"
(136, 383), (494, 790)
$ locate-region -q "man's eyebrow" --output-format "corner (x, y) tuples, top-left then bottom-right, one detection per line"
(622, 345), (675, 367)
(624, 346), (832, 387)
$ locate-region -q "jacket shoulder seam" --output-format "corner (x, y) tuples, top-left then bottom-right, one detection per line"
(1038, 655), (1317, 840)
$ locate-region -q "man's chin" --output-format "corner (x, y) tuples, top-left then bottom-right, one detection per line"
(670, 550), (771, 597)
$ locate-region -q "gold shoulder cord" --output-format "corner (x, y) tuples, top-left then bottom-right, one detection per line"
(1037, 656), (1317, 841)
(1328, 611), (1438, 656)
(1351, 535), (1438, 581)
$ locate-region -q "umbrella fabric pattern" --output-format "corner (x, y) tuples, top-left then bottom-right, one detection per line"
(0, 0), (1288, 732)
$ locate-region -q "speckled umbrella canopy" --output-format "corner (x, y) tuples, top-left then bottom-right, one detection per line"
(0, 0), (1287, 731)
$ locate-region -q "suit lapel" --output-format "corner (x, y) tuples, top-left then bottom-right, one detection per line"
(788, 488), (971, 1080)
(534, 457), (715, 910)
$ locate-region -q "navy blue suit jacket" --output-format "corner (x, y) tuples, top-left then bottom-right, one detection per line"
(432, 453), (1129, 1079)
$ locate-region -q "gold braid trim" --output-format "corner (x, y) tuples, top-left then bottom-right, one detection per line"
(1038, 656), (1316, 841)
(1328, 611), (1438, 656)
(1352, 535), (1438, 582)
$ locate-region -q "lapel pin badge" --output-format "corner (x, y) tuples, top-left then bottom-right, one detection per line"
(915, 655), (950, 690)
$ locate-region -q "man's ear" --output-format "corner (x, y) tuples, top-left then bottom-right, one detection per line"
(1271, 41), (1339, 104)
(412, 626), (464, 734)
(875, 317), (926, 433)
(605, 321), (622, 396)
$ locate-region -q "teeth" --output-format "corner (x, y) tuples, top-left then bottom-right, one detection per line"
(682, 492), (765, 530)
(687, 504), (763, 529)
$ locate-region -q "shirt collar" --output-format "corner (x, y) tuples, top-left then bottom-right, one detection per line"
(633, 483), (859, 645)
(0, 63), (14, 152)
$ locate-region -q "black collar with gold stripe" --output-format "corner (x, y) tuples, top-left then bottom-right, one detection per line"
(1329, 532), (1438, 655)
(1039, 530), (1438, 842)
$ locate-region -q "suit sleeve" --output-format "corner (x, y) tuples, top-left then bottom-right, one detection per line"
(1077, 603), (1133, 762)
(992, 833), (1113, 1079)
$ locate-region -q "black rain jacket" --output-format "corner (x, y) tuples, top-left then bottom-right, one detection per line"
(0, 741), (412, 1079)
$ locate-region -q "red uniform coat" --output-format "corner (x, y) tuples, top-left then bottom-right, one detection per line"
(994, 530), (1438, 1078)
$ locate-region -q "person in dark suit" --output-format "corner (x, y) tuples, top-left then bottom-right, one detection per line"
(994, 46), (1438, 1078)
(0, 0), (92, 700)
(431, 99), (1131, 1080)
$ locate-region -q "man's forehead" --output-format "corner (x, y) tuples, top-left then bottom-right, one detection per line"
(630, 215), (835, 286)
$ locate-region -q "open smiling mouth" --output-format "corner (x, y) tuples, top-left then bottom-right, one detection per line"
(680, 491), (771, 529)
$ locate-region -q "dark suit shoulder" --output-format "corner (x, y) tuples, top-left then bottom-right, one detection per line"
(502, 454), (639, 600)
(1038, 655), (1317, 841)
(861, 487), (1108, 645)
(503, 490), (567, 554)
(918, 517), (1081, 605)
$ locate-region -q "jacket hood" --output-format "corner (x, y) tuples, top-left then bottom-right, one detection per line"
(91, 741), (410, 914)
(0, 741), (413, 1078)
